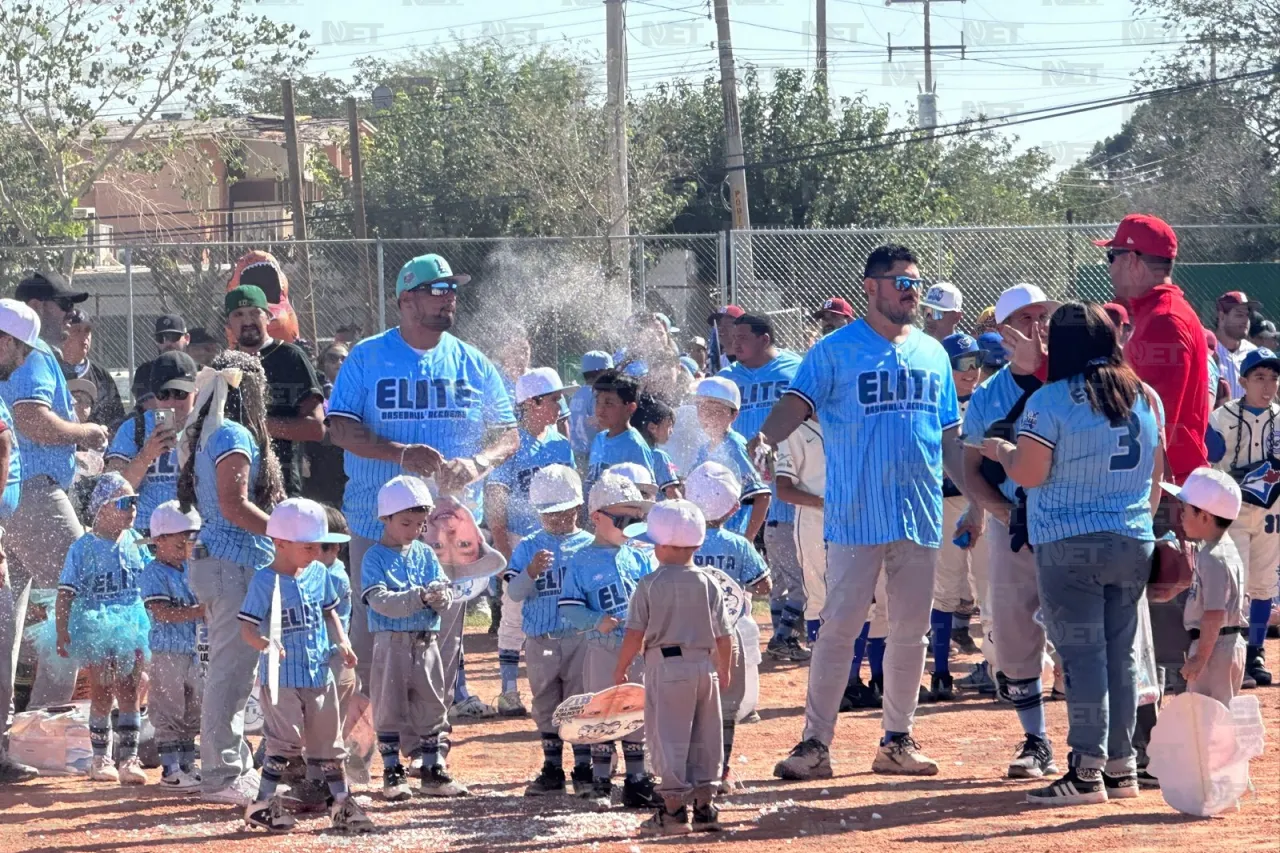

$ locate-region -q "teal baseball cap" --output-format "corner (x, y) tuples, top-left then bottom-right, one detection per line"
(396, 253), (471, 297)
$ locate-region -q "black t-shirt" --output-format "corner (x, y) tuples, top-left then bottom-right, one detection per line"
(259, 340), (323, 496)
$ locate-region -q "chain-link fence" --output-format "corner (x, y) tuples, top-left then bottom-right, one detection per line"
(731, 224), (1280, 349)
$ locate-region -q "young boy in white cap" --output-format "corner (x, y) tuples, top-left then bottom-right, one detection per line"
(140, 500), (205, 791)
(559, 471), (658, 810)
(503, 464), (596, 796)
(1163, 467), (1250, 706)
(360, 475), (462, 800)
(487, 366), (577, 718)
(685, 461), (770, 791)
(237, 497), (369, 834)
(692, 377), (770, 541)
(614, 499), (733, 836)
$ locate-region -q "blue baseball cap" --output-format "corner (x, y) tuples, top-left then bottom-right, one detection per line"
(581, 351), (613, 373)
(942, 332), (979, 362)
(622, 360), (649, 378)
(395, 253), (471, 297)
(976, 332), (1007, 368)
(679, 355), (698, 377)
(1241, 347), (1280, 378)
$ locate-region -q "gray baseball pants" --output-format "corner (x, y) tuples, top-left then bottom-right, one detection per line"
(643, 646), (722, 804)
(526, 633), (587, 733)
(150, 652), (203, 748)
(1186, 635), (1246, 707)
(988, 517), (1045, 680)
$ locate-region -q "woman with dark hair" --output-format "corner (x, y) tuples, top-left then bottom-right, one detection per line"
(982, 302), (1164, 807)
(178, 350), (286, 804)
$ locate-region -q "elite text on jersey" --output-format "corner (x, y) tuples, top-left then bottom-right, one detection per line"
(504, 528), (594, 637)
(106, 409), (180, 533)
(559, 542), (652, 646)
(58, 529), (149, 608)
(359, 540), (446, 633)
(238, 562), (340, 690)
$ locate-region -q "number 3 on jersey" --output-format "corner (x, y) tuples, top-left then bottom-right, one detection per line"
(1109, 413), (1141, 472)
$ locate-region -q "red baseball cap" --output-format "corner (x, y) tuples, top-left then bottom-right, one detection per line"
(1102, 302), (1130, 327)
(1092, 213), (1178, 259)
(812, 297), (854, 319)
(707, 304), (744, 323)
(1217, 291), (1261, 311)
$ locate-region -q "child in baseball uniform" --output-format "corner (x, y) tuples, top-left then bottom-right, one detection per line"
(614, 500), (734, 836)
(318, 505), (359, 760)
(685, 462), (771, 792)
(140, 501), (205, 791)
(1164, 468), (1249, 706)
(692, 377), (771, 542)
(559, 472), (658, 810)
(632, 392), (683, 498)
(503, 464), (596, 796)
(359, 475), (462, 801)
(1206, 346), (1280, 687)
(238, 498), (369, 834)
(586, 369), (657, 497)
(774, 413), (824, 644)
(486, 367), (578, 718)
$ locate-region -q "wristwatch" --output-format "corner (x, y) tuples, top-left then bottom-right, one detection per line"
(474, 453), (492, 473)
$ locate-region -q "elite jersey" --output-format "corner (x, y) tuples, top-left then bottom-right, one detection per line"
(326, 558), (352, 632)
(693, 527), (769, 588)
(1217, 339), (1255, 400)
(329, 329), (515, 540)
(775, 419), (824, 499)
(586, 426), (655, 496)
(194, 421), (273, 570)
(238, 562), (339, 690)
(504, 528), (594, 637)
(488, 425), (575, 538)
(964, 366), (1036, 505)
(652, 446), (680, 491)
(105, 410), (179, 533)
(139, 558), (200, 655)
(58, 529), (148, 609)
(559, 542), (652, 645)
(693, 429), (769, 535)
(359, 540), (445, 633)
(787, 320), (961, 548)
(0, 339), (76, 488)
(721, 350), (803, 524)
(0, 397), (20, 518)
(1018, 378), (1164, 546)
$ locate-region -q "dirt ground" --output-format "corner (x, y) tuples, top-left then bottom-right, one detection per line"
(2, 628), (1276, 853)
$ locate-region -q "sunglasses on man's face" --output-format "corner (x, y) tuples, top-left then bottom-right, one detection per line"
(156, 333), (184, 344)
(54, 298), (77, 313)
(156, 389), (189, 402)
(410, 281), (457, 296)
(871, 275), (925, 292)
(1106, 249), (1132, 265)
(113, 495), (138, 511)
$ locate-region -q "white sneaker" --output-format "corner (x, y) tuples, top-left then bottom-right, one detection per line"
(872, 734), (939, 776)
(160, 769), (202, 792)
(496, 690), (527, 717)
(118, 756), (147, 785)
(89, 755), (119, 782)
(449, 695), (498, 721)
(204, 772), (261, 807)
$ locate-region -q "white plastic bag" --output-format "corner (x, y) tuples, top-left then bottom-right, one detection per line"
(9, 704), (93, 775)
(1134, 593), (1161, 707)
(736, 613), (762, 721)
(1146, 692), (1265, 816)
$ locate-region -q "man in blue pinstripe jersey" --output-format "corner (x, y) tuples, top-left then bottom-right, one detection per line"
(751, 245), (970, 779)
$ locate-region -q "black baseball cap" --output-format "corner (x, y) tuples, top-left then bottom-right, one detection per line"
(14, 272), (88, 305)
(154, 314), (188, 336)
(149, 351), (198, 395)
(188, 327), (218, 346)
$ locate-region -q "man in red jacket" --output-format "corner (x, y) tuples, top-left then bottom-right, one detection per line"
(1095, 214), (1209, 484)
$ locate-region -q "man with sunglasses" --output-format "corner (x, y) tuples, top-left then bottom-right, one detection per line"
(131, 314), (191, 409)
(756, 244), (966, 780)
(15, 272), (87, 349)
(59, 311), (125, 429)
(922, 281), (964, 342)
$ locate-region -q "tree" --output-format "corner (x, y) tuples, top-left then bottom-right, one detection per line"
(228, 67), (348, 119)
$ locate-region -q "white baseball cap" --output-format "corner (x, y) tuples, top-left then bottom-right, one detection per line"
(587, 471), (655, 515)
(515, 367), (578, 405)
(530, 464), (583, 513)
(695, 376), (740, 410)
(149, 500), (202, 537)
(995, 283), (1061, 325)
(684, 461), (741, 523)
(921, 281), (963, 313)
(1160, 467), (1243, 521)
(378, 474), (435, 518)
(646, 499), (706, 548)
(0, 298), (41, 347)
(608, 462), (658, 499)
(267, 497), (352, 543)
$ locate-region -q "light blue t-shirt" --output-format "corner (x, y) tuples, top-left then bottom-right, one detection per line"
(693, 429), (770, 535)
(693, 527), (769, 588)
(788, 320), (961, 548)
(0, 397), (21, 518)
(721, 350), (802, 524)
(329, 329), (516, 540)
(652, 447), (680, 491)
(0, 339), (76, 488)
(504, 528), (594, 637)
(139, 558), (200, 655)
(326, 558), (352, 633)
(238, 562), (339, 690)
(560, 542), (652, 645)
(58, 529), (148, 609)
(359, 540), (445, 633)
(105, 410), (179, 533)
(963, 366), (1042, 505)
(194, 421), (273, 570)
(1019, 377), (1165, 546)
(489, 426), (575, 538)
(586, 426), (655, 495)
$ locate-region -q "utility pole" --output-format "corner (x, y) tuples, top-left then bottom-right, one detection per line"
(605, 0), (630, 277)
(346, 97), (375, 335)
(713, 0), (753, 290)
(885, 0), (966, 136)
(815, 0), (828, 91)
(281, 79), (317, 342)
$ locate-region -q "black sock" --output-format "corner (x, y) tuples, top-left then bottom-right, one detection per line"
(622, 741), (646, 781)
(541, 733), (564, 769)
(722, 720), (736, 775)
(571, 744), (593, 771)
(591, 742), (614, 782)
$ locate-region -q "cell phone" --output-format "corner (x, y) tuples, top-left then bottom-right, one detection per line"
(154, 408), (174, 430)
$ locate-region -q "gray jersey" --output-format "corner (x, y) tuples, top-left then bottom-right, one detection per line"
(626, 564), (732, 651)
(1184, 534), (1247, 631)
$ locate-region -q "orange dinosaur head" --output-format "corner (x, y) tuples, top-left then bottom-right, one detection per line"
(226, 250), (299, 342)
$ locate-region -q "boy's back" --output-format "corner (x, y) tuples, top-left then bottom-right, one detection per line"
(628, 564), (732, 653)
(1186, 535), (1247, 633)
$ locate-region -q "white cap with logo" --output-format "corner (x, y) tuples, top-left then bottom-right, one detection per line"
(995, 283), (1061, 325)
(684, 461), (741, 523)
(530, 464), (584, 514)
(0, 298), (41, 347)
(377, 474), (435, 518)
(608, 462), (658, 499)
(267, 497), (352, 543)
(1160, 467), (1243, 521)
(587, 471), (654, 515)
(646, 499), (706, 548)
(515, 367), (578, 405)
(149, 500), (202, 537)
(921, 281), (963, 313)
(695, 376), (741, 410)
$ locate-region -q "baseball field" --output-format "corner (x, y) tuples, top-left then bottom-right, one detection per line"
(2, 625), (1275, 853)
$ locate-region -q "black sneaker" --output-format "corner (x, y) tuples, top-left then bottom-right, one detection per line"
(1136, 768), (1160, 789)
(245, 796), (297, 832)
(382, 764), (412, 801)
(1026, 766), (1107, 806)
(1246, 645), (1273, 687)
(419, 764), (469, 797)
(928, 672), (954, 702)
(951, 626), (980, 655)
(1102, 771), (1140, 799)
(773, 738), (833, 780)
(524, 763), (566, 796)
(1007, 734), (1058, 779)
(282, 778), (331, 814)
(588, 778), (613, 811)
(622, 774), (662, 808)
(691, 802), (722, 832)
(329, 794), (374, 834)
(571, 764), (595, 798)
(639, 805), (691, 836)
(839, 677), (882, 711)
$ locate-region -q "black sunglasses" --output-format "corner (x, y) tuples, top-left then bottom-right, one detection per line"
(54, 298), (77, 312)
(156, 333), (184, 343)
(156, 389), (190, 401)
(951, 354), (983, 372)
(599, 510), (643, 531)
(1106, 249), (1132, 265)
